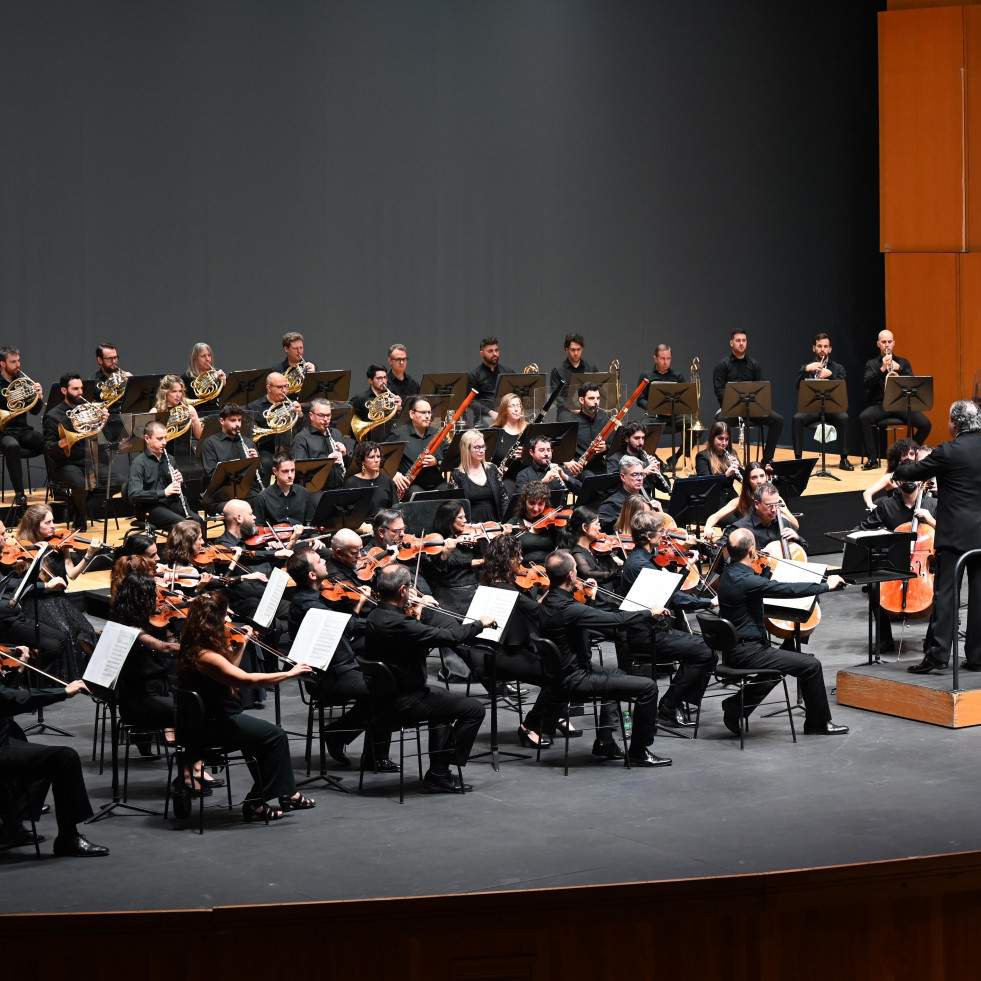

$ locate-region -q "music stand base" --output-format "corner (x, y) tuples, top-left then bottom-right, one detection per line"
(296, 772), (350, 794)
(813, 468), (841, 481)
(86, 799), (159, 823)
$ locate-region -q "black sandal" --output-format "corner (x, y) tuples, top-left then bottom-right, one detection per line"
(280, 793), (316, 811)
(517, 725), (551, 748)
(242, 800), (285, 823)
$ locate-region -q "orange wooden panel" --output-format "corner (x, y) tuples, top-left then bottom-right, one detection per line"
(966, 8), (981, 247)
(888, 0), (978, 10)
(880, 8), (966, 251)
(957, 253), (981, 397)
(884, 252), (958, 431)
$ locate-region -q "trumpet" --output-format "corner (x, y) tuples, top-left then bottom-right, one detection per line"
(58, 399), (109, 456)
(96, 369), (127, 407)
(351, 386), (399, 442)
(811, 353), (829, 379)
(0, 373), (40, 432)
(186, 368), (224, 405)
(252, 399), (302, 440)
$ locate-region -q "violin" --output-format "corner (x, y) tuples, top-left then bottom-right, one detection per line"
(320, 578), (377, 607)
(45, 529), (112, 553)
(0, 537), (40, 567)
(353, 546), (400, 581)
(516, 507), (572, 538)
(394, 534), (447, 562)
(879, 481), (935, 620)
(193, 542), (261, 567)
(244, 523), (297, 547)
(515, 563), (550, 591)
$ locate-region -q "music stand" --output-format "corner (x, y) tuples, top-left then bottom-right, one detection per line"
(118, 374), (165, 416)
(643, 383), (697, 471)
(565, 372), (614, 413)
(883, 375), (933, 439)
(292, 459), (335, 494)
(721, 381), (772, 468)
(495, 373), (546, 418)
(219, 368), (270, 408)
(392, 394), (450, 430)
(203, 458), (259, 507)
(766, 458), (815, 500)
(666, 475), (726, 535)
(575, 473), (621, 509)
(330, 404), (354, 438)
(442, 428), (502, 474)
(296, 369), (351, 404)
(420, 373), (470, 413)
(375, 442), (405, 479)
(797, 379), (848, 481)
(607, 423), (663, 458)
(311, 486), (375, 533)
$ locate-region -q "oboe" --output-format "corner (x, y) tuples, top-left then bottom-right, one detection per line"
(163, 448), (191, 518)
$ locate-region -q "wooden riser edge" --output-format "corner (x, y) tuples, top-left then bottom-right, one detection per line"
(836, 669), (981, 728)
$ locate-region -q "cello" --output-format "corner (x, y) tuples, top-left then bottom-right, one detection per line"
(764, 504), (822, 640)
(879, 481), (935, 621)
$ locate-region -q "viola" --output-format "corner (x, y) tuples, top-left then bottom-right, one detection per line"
(589, 533), (623, 555)
(354, 546), (400, 581)
(320, 578), (377, 607)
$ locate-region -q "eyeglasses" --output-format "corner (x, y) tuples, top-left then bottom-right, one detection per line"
(411, 409), (431, 416)
(390, 356), (408, 363)
(310, 411), (330, 418)
(473, 444), (486, 450)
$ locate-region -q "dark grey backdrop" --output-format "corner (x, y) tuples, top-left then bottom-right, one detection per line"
(0, 0), (884, 440)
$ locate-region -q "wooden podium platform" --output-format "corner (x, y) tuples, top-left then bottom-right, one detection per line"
(837, 660), (981, 729)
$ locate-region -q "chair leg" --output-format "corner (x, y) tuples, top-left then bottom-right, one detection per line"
(620, 700), (631, 769)
(781, 676), (797, 743)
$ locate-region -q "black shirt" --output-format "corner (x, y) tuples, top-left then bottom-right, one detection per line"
(254, 483), (314, 526)
(200, 432), (258, 476)
(637, 367), (687, 415)
(391, 422), (444, 491)
(863, 354), (915, 405)
(713, 353), (764, 407)
(467, 361), (515, 414)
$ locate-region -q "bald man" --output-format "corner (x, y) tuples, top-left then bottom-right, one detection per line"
(246, 372), (301, 480)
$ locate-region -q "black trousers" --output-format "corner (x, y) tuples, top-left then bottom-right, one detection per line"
(792, 411), (850, 458)
(720, 411), (783, 463)
(389, 687), (485, 771)
(858, 405), (931, 460)
(722, 640), (831, 727)
(927, 549), (981, 667)
(205, 711), (297, 803)
(308, 662), (392, 759)
(0, 428), (44, 495)
(653, 627), (717, 711)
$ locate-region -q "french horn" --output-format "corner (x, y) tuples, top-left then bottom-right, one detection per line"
(0, 374), (40, 432)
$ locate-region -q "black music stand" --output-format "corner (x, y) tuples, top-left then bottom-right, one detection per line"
(644, 383), (696, 471)
(495, 373), (547, 417)
(826, 529), (915, 664)
(607, 423), (663, 458)
(721, 381), (772, 469)
(575, 473), (621, 509)
(203, 458), (260, 508)
(311, 486), (375, 533)
(392, 394), (450, 430)
(330, 404), (354, 438)
(666, 475), (725, 536)
(523, 421), (578, 464)
(219, 368), (270, 408)
(296, 369), (351, 404)
(797, 379), (848, 481)
(292, 459), (335, 494)
(419, 373), (470, 413)
(565, 372), (614, 414)
(374, 442), (405, 480)
(766, 458), (815, 499)
(883, 375), (933, 439)
(117, 374), (164, 416)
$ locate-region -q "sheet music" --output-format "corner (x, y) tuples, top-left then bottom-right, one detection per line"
(465, 586), (519, 644)
(253, 567), (290, 628)
(620, 567), (683, 612)
(290, 609), (352, 671)
(82, 621), (142, 690)
(763, 557), (828, 615)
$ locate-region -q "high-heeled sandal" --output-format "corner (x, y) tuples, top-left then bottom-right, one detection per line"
(280, 793), (316, 811)
(556, 719), (582, 738)
(517, 725), (551, 748)
(242, 800), (285, 823)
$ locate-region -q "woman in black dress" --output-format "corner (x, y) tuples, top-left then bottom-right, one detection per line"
(343, 440), (398, 515)
(695, 420), (740, 504)
(510, 481), (557, 567)
(450, 429), (507, 524)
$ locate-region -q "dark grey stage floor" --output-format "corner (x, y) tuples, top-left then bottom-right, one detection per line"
(3, 558), (979, 915)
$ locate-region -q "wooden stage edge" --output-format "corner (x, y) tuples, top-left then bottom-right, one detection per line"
(837, 667), (981, 729)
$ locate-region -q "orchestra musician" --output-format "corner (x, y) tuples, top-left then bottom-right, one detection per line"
(606, 421), (670, 500)
(859, 330), (931, 470)
(154, 375), (204, 442)
(696, 420), (740, 504)
(510, 481), (558, 565)
(619, 510), (716, 729)
(613, 494), (653, 541)
(254, 451), (315, 530)
(450, 430), (508, 524)
(351, 364), (401, 442)
(291, 398), (348, 490)
(514, 435), (580, 494)
(246, 372), (301, 478)
(561, 505), (622, 599)
(565, 381), (609, 477)
(488, 392), (527, 472)
(598, 458), (653, 534)
(177, 592), (316, 821)
(364, 565), (492, 794)
(199, 402), (262, 514)
(391, 396), (446, 498)
(0, 655), (109, 856)
(0, 345), (45, 508)
(549, 332), (598, 423)
(90, 341), (130, 418)
(538, 550), (671, 767)
(127, 420), (200, 531)
(715, 527), (848, 736)
(343, 441), (398, 514)
(791, 333), (854, 470)
(712, 329), (783, 464)
(703, 461), (798, 542)
(862, 438), (918, 511)
(278, 331), (316, 376)
(727, 481), (805, 552)
(895, 400), (981, 674)
(42, 371), (108, 530)
(182, 342), (226, 412)
(385, 343), (420, 403)
(285, 548), (397, 772)
(636, 343), (687, 460)
(467, 336), (514, 426)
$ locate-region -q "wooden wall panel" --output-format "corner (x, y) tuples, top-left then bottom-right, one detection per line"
(884, 253), (958, 426)
(880, 7), (965, 252)
(889, 0), (979, 10)
(957, 253), (981, 397)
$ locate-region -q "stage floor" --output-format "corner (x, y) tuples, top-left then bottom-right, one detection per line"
(3, 555), (979, 916)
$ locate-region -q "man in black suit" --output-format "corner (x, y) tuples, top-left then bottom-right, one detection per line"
(791, 333), (854, 471)
(897, 400), (981, 673)
(859, 329), (931, 469)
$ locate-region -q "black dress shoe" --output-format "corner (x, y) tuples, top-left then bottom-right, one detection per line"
(364, 757), (400, 773)
(657, 705), (696, 728)
(861, 459), (880, 471)
(839, 458), (855, 471)
(908, 656), (945, 675)
(325, 734), (351, 767)
(628, 750), (673, 768)
(12, 494), (27, 507)
(960, 660), (981, 672)
(591, 739), (625, 760)
(802, 721), (850, 735)
(53, 834), (109, 857)
(422, 770), (472, 794)
(0, 824), (46, 850)
(721, 701), (742, 736)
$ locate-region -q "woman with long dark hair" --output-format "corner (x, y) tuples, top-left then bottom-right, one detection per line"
(510, 481), (556, 565)
(343, 440), (398, 514)
(695, 420), (740, 503)
(559, 505), (621, 604)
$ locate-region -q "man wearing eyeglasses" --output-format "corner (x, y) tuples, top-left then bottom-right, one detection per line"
(392, 396), (446, 497)
(728, 481), (808, 552)
(292, 398), (349, 490)
(246, 372), (302, 478)
(385, 344), (420, 403)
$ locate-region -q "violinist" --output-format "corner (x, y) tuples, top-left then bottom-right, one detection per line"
(704, 462), (797, 542)
(110, 533), (158, 595)
(896, 400), (981, 674)
(285, 548), (396, 772)
(511, 481), (558, 566)
(606, 421), (670, 500)
(177, 593), (315, 822)
(727, 482), (805, 552)
(514, 436), (580, 494)
(450, 430), (508, 523)
(199, 403), (262, 513)
(618, 511), (716, 729)
(322, 529), (374, 656)
(343, 441), (398, 514)
(370, 508), (435, 596)
(538, 551), (671, 767)
(560, 505), (622, 604)
(162, 519), (216, 594)
(391, 397), (446, 497)
(695, 421), (740, 504)
(291, 399), (348, 490)
(0, 652), (109, 856)
(364, 565), (492, 794)
(612, 494), (653, 549)
(716, 528), (848, 736)
(597, 458), (654, 534)
(254, 451), (314, 532)
(14, 505), (99, 681)
(182, 342), (226, 413)
(861, 438), (918, 511)
(791, 333), (854, 471)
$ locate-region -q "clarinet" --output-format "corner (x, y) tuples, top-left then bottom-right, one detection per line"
(326, 428), (346, 480)
(240, 433), (262, 485)
(163, 448), (191, 518)
(638, 449), (671, 494)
